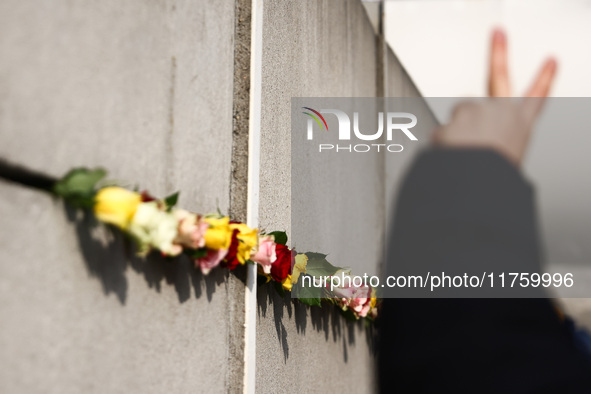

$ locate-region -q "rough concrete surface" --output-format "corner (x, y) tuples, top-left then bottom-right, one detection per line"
(229, 0), (252, 224)
(255, 1), (437, 393)
(0, 0), (244, 392)
(384, 46), (439, 225)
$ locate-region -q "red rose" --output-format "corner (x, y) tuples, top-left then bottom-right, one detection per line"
(222, 229), (241, 270)
(140, 190), (157, 202)
(271, 244), (293, 282)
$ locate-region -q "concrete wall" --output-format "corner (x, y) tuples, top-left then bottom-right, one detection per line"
(256, 2), (438, 393)
(0, 0), (245, 392)
(257, 1), (378, 392)
(0, 0), (438, 393)
(384, 47), (439, 223)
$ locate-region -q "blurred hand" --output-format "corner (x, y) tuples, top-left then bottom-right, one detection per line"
(432, 29), (557, 166)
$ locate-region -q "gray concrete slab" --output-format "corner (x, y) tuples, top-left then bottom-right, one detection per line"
(0, 0), (243, 392)
(384, 46), (438, 235)
(255, 1), (436, 392)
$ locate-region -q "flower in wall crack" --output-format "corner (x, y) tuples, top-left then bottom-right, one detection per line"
(94, 187), (142, 230)
(291, 253), (308, 284)
(229, 222), (258, 264)
(270, 244), (293, 282)
(251, 235), (277, 274)
(332, 274), (372, 318)
(128, 201), (182, 257)
(195, 248), (228, 275)
(223, 229), (242, 270)
(174, 209), (208, 249)
(203, 216), (234, 250)
(346, 293), (372, 318)
(281, 274), (292, 291)
(224, 222), (259, 270)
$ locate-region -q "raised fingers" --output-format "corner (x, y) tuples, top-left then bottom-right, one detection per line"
(522, 58), (557, 122)
(488, 29), (511, 97)
(525, 58), (557, 98)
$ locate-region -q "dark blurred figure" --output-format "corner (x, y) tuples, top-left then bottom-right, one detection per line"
(379, 30), (591, 393)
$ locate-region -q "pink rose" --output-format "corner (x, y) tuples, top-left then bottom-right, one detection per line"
(347, 291), (372, 318)
(251, 235), (277, 274)
(333, 285), (356, 299)
(333, 278), (372, 318)
(174, 210), (209, 249)
(195, 248), (228, 275)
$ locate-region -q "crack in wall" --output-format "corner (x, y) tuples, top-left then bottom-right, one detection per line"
(226, 0), (252, 392)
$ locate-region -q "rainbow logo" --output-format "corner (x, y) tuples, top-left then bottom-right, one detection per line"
(302, 107), (329, 131)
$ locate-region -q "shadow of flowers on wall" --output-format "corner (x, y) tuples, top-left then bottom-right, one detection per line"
(65, 205), (237, 305)
(257, 282), (377, 364)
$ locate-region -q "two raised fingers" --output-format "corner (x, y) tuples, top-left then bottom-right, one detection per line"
(488, 28), (557, 122)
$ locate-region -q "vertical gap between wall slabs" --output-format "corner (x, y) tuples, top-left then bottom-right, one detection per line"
(244, 0), (263, 392)
(375, 1), (385, 98)
(375, 3), (386, 391)
(227, 0), (252, 392)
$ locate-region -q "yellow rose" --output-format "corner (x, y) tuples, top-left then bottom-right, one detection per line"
(282, 275), (292, 291)
(94, 187), (141, 230)
(229, 223), (258, 264)
(291, 253), (308, 284)
(204, 217), (233, 250)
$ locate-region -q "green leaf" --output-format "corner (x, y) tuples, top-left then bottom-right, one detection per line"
(54, 168), (106, 196)
(268, 231), (288, 246)
(53, 168), (107, 208)
(292, 275), (323, 307)
(185, 248), (208, 259)
(299, 297), (322, 307)
(164, 191), (179, 211)
(304, 252), (341, 278)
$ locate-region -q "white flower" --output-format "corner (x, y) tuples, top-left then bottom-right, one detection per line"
(128, 202), (182, 256)
(173, 209), (208, 249)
